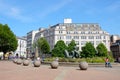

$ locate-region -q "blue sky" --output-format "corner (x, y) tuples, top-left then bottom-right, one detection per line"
(0, 0), (120, 37)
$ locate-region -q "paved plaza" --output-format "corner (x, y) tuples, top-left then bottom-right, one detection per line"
(0, 61), (120, 80)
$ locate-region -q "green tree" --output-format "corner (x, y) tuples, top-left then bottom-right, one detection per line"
(32, 41), (38, 52)
(0, 24), (18, 59)
(52, 40), (67, 57)
(81, 42), (96, 58)
(96, 43), (108, 57)
(67, 39), (76, 52)
(37, 37), (50, 54)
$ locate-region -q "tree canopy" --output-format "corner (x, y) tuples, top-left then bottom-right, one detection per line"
(96, 43), (108, 57)
(81, 42), (96, 58)
(0, 24), (18, 54)
(36, 37), (50, 54)
(67, 39), (76, 52)
(52, 40), (67, 57)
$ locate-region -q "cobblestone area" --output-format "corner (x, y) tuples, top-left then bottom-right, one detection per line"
(0, 61), (120, 80)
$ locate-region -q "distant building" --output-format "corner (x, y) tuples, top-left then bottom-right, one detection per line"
(34, 28), (45, 43)
(110, 35), (120, 45)
(110, 40), (120, 60)
(27, 19), (110, 53)
(27, 30), (39, 53)
(14, 36), (27, 58)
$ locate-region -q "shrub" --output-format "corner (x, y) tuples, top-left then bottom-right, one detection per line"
(59, 57), (69, 62)
(43, 56), (114, 63)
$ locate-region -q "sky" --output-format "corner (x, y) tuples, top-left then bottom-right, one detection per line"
(0, 0), (120, 37)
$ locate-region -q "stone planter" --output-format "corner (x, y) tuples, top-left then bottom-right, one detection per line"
(23, 59), (29, 66)
(33, 60), (41, 67)
(17, 59), (22, 65)
(79, 61), (88, 70)
(13, 59), (17, 63)
(51, 61), (59, 69)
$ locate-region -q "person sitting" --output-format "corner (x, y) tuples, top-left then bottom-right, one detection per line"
(105, 57), (112, 68)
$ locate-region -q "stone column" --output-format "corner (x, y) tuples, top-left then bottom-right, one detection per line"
(35, 47), (39, 59)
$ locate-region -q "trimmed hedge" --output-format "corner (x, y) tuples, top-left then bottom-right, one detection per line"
(44, 57), (114, 63)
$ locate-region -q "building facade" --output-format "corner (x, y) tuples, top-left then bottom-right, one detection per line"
(34, 28), (45, 43)
(27, 19), (110, 52)
(14, 36), (27, 57)
(110, 40), (120, 60)
(44, 19), (110, 51)
(110, 35), (120, 45)
(27, 30), (39, 53)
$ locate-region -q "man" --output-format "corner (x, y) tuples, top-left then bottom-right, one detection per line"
(105, 57), (112, 68)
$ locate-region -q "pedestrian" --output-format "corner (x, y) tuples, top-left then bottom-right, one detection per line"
(105, 57), (112, 68)
(15, 53), (19, 59)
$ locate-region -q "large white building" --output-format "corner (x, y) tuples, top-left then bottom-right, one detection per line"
(27, 19), (110, 52)
(14, 36), (27, 57)
(34, 28), (45, 43)
(27, 30), (39, 53)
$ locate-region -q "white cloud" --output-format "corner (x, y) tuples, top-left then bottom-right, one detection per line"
(0, 1), (33, 23)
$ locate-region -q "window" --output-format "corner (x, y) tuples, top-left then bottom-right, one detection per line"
(58, 36), (64, 39)
(96, 36), (101, 39)
(57, 36), (62, 39)
(74, 36), (79, 39)
(88, 32), (92, 34)
(59, 31), (62, 34)
(74, 31), (78, 34)
(88, 36), (94, 39)
(59, 26), (62, 29)
(81, 41), (86, 45)
(104, 36), (106, 39)
(67, 31), (70, 34)
(81, 32), (85, 34)
(66, 36), (71, 39)
(60, 36), (61, 39)
(81, 36), (86, 39)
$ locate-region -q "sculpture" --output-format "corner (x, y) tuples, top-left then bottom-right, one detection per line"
(33, 47), (41, 67)
(33, 60), (41, 67)
(79, 61), (88, 70)
(23, 59), (29, 66)
(51, 58), (59, 69)
(17, 59), (22, 65)
(64, 46), (80, 58)
(51, 61), (59, 69)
